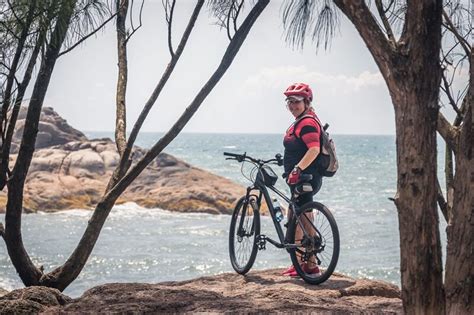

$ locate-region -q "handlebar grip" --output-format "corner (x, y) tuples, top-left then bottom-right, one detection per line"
(223, 152), (240, 157)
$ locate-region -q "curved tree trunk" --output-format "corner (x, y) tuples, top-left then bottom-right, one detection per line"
(444, 50), (474, 315)
(3, 0), (78, 287)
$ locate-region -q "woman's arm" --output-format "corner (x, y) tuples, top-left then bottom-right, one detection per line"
(297, 146), (320, 170)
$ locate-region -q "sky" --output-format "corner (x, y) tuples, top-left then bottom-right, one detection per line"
(41, 0), (464, 135)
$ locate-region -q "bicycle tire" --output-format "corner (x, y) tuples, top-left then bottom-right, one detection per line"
(229, 195), (260, 274)
(287, 201), (340, 284)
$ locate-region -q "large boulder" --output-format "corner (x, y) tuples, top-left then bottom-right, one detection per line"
(10, 107), (87, 153)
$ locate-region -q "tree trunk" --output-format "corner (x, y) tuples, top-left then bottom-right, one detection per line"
(114, 0), (128, 157)
(444, 50), (474, 315)
(392, 82), (445, 315)
(3, 0), (78, 286)
(333, 1), (445, 313)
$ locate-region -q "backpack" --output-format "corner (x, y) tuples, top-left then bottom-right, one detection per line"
(293, 114), (339, 177)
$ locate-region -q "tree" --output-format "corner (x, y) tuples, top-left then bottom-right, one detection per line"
(0, 0), (269, 291)
(435, 3), (473, 313)
(283, 0), (472, 314)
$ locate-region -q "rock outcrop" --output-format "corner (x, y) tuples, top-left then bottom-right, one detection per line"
(0, 286), (70, 314)
(10, 107), (87, 153)
(0, 269), (402, 314)
(0, 107), (245, 214)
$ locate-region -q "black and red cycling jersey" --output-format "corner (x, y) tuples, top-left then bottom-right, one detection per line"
(283, 110), (321, 175)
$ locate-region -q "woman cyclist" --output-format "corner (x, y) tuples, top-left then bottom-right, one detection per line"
(281, 82), (323, 277)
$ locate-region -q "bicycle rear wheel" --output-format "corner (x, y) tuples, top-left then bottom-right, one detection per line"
(287, 201), (339, 284)
(229, 195), (260, 274)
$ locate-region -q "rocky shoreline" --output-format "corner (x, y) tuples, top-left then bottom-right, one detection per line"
(0, 107), (245, 214)
(0, 269), (402, 314)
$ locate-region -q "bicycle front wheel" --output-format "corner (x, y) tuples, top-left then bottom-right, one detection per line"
(287, 201), (340, 284)
(229, 195), (260, 274)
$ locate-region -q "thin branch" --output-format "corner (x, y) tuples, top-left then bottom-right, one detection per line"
(124, 0), (144, 44)
(1, 0), (36, 138)
(57, 12), (118, 58)
(234, 0), (244, 34)
(436, 178), (448, 222)
(442, 9), (471, 56)
(164, 0), (176, 56)
(375, 0), (396, 46)
(444, 144), (454, 219)
(226, 2), (233, 41)
(441, 70), (463, 117)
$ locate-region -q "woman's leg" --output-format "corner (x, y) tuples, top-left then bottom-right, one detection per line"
(296, 175), (323, 269)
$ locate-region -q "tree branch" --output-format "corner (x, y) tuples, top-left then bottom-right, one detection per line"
(437, 111), (458, 152)
(441, 70), (463, 117)
(124, 0), (144, 44)
(375, 0), (396, 46)
(57, 12), (118, 58)
(1, 0), (36, 138)
(165, 0), (176, 57)
(234, 0), (244, 34)
(436, 178), (448, 222)
(442, 9), (471, 56)
(0, 18), (48, 191)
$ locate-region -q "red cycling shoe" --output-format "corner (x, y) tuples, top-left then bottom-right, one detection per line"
(282, 264), (321, 278)
(282, 265), (296, 276)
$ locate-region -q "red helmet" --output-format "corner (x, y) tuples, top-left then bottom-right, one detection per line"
(284, 83), (313, 101)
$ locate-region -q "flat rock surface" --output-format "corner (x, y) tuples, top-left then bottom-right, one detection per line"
(0, 270), (402, 314)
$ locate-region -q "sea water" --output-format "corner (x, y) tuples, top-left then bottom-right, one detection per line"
(0, 133), (447, 297)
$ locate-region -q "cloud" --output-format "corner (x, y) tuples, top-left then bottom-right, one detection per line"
(243, 66), (384, 92)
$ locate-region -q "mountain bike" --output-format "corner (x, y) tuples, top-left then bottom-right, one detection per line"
(224, 152), (340, 284)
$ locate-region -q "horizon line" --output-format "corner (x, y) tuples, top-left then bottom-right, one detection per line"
(83, 130), (397, 136)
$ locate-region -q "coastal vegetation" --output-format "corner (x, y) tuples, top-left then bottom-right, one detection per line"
(0, 0), (268, 292)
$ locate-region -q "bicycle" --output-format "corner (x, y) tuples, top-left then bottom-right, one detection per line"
(224, 151), (340, 284)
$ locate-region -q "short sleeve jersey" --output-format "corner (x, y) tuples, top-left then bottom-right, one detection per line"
(283, 111), (321, 173)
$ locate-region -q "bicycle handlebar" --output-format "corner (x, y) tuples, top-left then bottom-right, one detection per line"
(223, 152), (283, 166)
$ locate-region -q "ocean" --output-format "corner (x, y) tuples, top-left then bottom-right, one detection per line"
(0, 132), (447, 297)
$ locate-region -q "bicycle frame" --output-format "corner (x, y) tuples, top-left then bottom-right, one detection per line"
(242, 176), (301, 250)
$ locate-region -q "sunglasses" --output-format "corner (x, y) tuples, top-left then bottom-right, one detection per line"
(286, 99), (303, 105)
